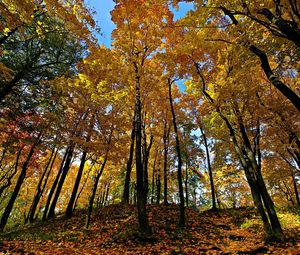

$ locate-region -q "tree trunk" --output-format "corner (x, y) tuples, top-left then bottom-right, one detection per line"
(27, 148), (57, 223)
(73, 163), (94, 211)
(168, 78), (185, 227)
(142, 128), (153, 203)
(65, 150), (88, 219)
(185, 161), (189, 208)
(66, 114), (94, 218)
(100, 185), (106, 207)
(47, 145), (74, 220)
(199, 125), (217, 210)
(0, 145), (25, 199)
(42, 147), (69, 221)
(0, 133), (42, 231)
(134, 62), (151, 237)
(156, 171), (161, 204)
(292, 173), (300, 206)
(104, 182), (110, 206)
(163, 120), (170, 205)
(86, 125), (113, 228)
(151, 151), (157, 204)
(85, 158), (108, 228)
(132, 183), (137, 205)
(248, 45), (300, 112)
(255, 169), (283, 235)
(233, 117), (280, 236)
(122, 112), (136, 204)
(0, 146), (8, 169)
(233, 104), (283, 237)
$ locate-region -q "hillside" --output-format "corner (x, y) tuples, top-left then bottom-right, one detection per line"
(1, 205), (300, 254)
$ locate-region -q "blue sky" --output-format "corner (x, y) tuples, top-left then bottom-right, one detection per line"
(85, 0), (194, 47)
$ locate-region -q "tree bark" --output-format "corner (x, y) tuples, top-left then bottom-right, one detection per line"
(233, 103), (282, 236)
(163, 120), (170, 205)
(27, 148), (57, 223)
(151, 151), (157, 204)
(248, 44), (300, 112)
(133, 61), (151, 236)
(168, 78), (185, 227)
(104, 182), (110, 206)
(0, 132), (42, 231)
(292, 173), (300, 206)
(47, 144), (74, 220)
(65, 150), (87, 219)
(85, 125), (113, 228)
(42, 147), (69, 221)
(142, 128), (153, 203)
(185, 160), (189, 208)
(122, 112), (136, 204)
(65, 115), (94, 218)
(100, 185), (106, 207)
(85, 158), (108, 228)
(199, 125), (217, 210)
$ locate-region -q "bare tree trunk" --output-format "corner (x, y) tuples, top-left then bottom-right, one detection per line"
(133, 61), (151, 237)
(292, 173), (300, 206)
(156, 171), (161, 204)
(104, 183), (110, 206)
(199, 125), (216, 210)
(132, 183), (137, 205)
(47, 145), (74, 220)
(168, 78), (185, 227)
(65, 150), (88, 219)
(163, 120), (170, 205)
(185, 160), (189, 208)
(42, 147), (69, 221)
(151, 151), (157, 204)
(122, 113), (136, 204)
(142, 125), (153, 203)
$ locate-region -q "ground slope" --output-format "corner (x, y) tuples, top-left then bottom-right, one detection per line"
(0, 204), (299, 254)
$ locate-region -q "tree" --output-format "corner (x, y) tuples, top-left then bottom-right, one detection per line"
(168, 78), (185, 226)
(111, 0), (174, 237)
(0, 128), (43, 231)
(0, 2), (94, 103)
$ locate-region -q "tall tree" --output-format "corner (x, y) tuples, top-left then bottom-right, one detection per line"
(0, 130), (43, 231)
(168, 78), (185, 226)
(111, 0), (173, 237)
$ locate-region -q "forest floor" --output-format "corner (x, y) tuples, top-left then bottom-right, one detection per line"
(0, 204), (300, 254)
